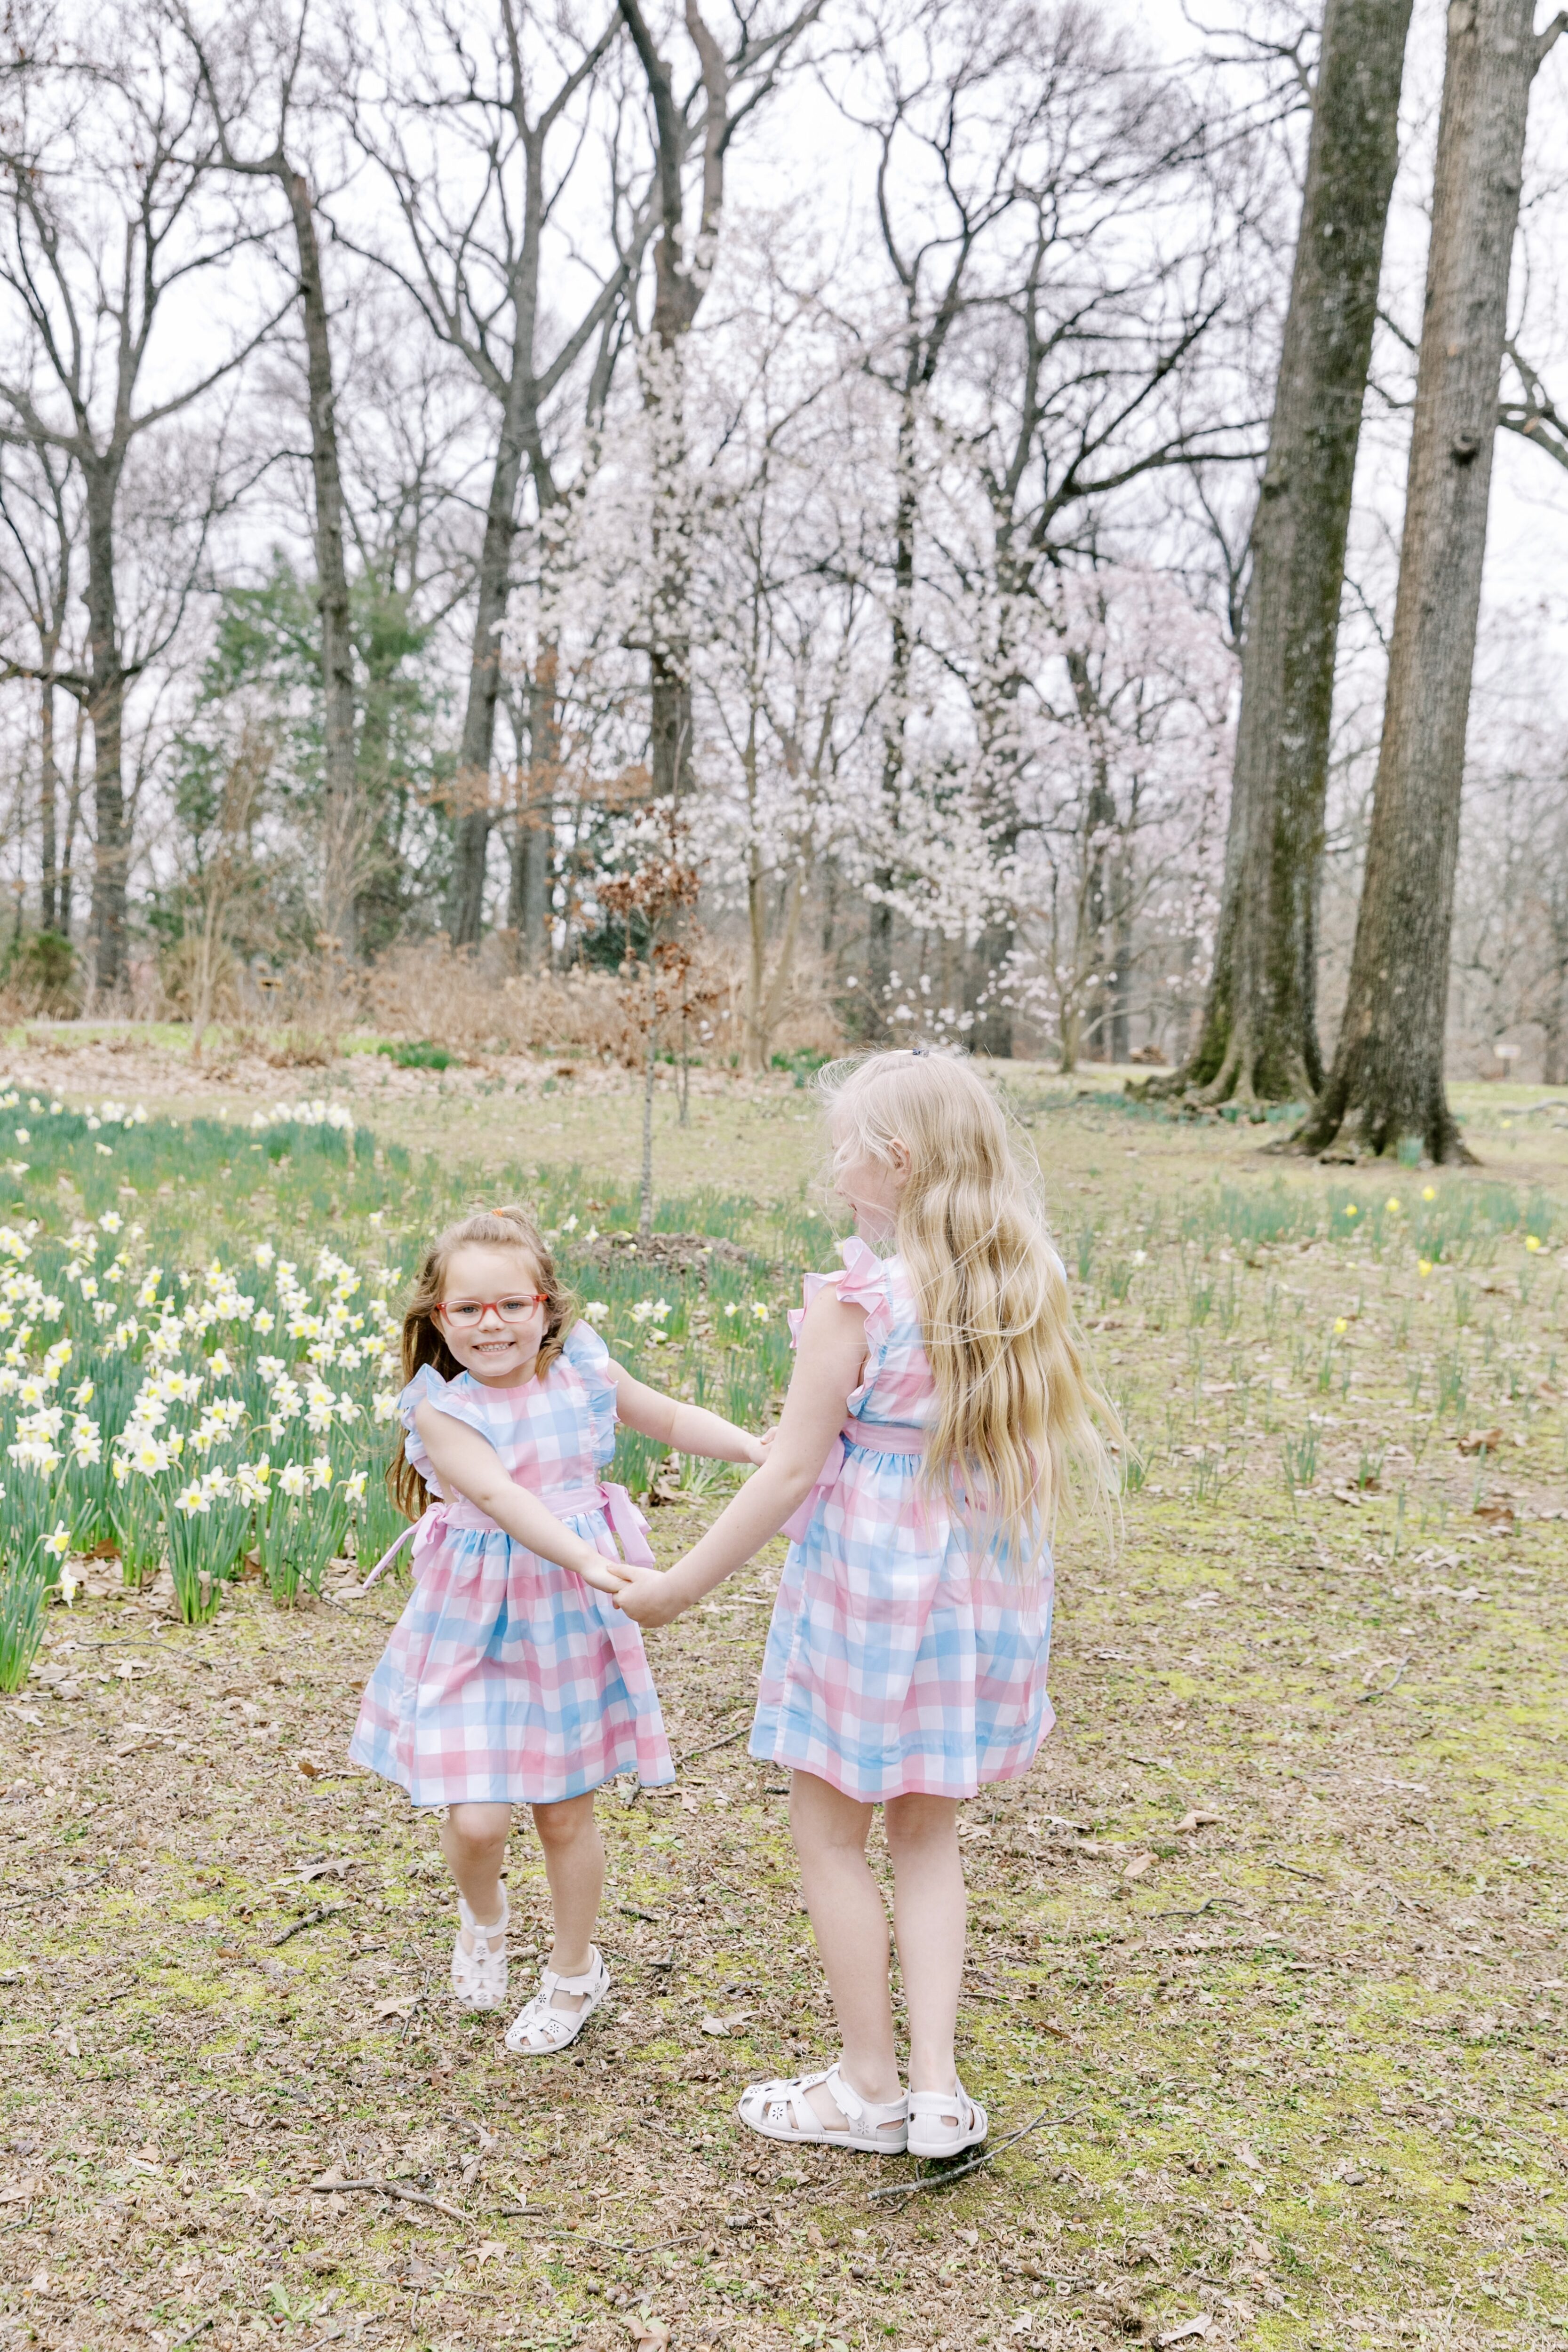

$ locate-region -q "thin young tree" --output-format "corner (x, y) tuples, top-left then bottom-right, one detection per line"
(0, 437), (82, 937)
(179, 0), (362, 953)
(0, 22), (281, 993)
(1173, 0), (1414, 1106)
(344, 0), (647, 949)
(616, 0), (821, 812)
(1297, 0), (1567, 1162)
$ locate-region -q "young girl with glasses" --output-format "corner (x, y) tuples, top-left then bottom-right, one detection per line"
(613, 1054), (1114, 2159)
(350, 1205), (763, 2054)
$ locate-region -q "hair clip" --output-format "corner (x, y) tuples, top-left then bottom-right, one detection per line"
(911, 1046), (928, 1057)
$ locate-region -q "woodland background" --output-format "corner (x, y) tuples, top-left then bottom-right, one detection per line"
(1, 0), (1568, 1105)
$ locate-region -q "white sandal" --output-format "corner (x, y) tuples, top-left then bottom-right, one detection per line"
(451, 1886), (509, 2012)
(737, 2061), (908, 2153)
(503, 1945), (609, 2055)
(907, 2076), (987, 2159)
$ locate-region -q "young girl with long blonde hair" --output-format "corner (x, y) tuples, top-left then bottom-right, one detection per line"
(350, 1206), (763, 2055)
(613, 1051), (1113, 2158)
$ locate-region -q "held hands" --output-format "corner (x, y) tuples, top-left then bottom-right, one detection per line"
(610, 1561), (692, 1628)
(569, 1540), (636, 1600)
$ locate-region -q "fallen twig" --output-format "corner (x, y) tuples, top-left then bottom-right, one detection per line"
(272, 1904), (343, 1947)
(1358, 1655), (1411, 1704)
(1270, 1862), (1328, 1883)
(866, 2106), (1082, 2204)
(309, 2177), (466, 2222)
(618, 1904), (658, 1923)
(675, 1722), (750, 1767)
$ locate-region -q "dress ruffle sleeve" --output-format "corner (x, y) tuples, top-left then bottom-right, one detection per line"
(561, 1320), (618, 1468)
(398, 1364), (497, 1478)
(786, 1237), (897, 1406)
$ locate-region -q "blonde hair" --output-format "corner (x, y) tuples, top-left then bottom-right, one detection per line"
(818, 1050), (1117, 1560)
(389, 1205), (575, 1519)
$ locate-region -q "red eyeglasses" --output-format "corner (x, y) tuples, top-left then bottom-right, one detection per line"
(436, 1294), (548, 1329)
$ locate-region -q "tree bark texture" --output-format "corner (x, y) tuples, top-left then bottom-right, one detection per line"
(1183, 0), (1413, 1104)
(39, 676), (59, 936)
(448, 397), (530, 945)
(285, 169), (359, 957)
(1299, 0), (1557, 1160)
(83, 465), (127, 997)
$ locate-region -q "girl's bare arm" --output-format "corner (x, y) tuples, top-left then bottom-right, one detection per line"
(612, 1288), (866, 1626)
(609, 1360), (766, 1465)
(412, 1403), (625, 1596)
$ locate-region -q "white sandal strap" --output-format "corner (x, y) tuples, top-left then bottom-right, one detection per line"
(457, 1887), (509, 1941)
(908, 2078), (974, 2121)
(537, 1948), (603, 1998)
(742, 2063), (904, 2132)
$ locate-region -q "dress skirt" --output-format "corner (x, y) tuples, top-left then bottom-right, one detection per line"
(350, 1505), (674, 1808)
(748, 1436), (1054, 1804)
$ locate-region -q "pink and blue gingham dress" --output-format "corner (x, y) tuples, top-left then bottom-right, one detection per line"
(350, 1323), (674, 1807)
(749, 1238), (1055, 1803)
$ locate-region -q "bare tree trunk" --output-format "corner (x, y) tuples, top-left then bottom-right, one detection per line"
(448, 405), (529, 944)
(1298, 0), (1563, 1161)
(83, 467), (127, 998)
(1544, 948), (1568, 1085)
(640, 959), (658, 1236)
(1111, 849), (1133, 1064)
(618, 0), (816, 810)
(39, 673), (58, 935)
(525, 642), (560, 966)
(284, 169), (358, 956)
(1175, 0), (1414, 1104)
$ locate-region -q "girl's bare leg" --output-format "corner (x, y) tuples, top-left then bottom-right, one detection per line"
(531, 1792), (604, 2013)
(441, 1802), (511, 1955)
(884, 1793), (965, 2099)
(788, 1769), (904, 2130)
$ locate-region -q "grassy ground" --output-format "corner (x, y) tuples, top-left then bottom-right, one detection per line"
(2, 1040), (1567, 2352)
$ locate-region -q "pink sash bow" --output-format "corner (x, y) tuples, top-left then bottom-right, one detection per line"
(780, 1415), (930, 1544)
(355, 1476), (655, 1594)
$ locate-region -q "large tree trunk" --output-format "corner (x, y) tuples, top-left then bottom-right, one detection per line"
(1176, 0), (1413, 1104)
(39, 673), (59, 936)
(285, 170), (359, 957)
(448, 404), (529, 945)
(83, 468), (127, 998)
(1297, 0), (1555, 1161)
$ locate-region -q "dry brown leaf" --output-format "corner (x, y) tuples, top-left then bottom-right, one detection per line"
(1176, 1809), (1220, 1834)
(1456, 1428), (1504, 1456)
(1123, 1852), (1155, 1881)
(700, 2014), (730, 2037)
(1158, 2319), (1213, 2347)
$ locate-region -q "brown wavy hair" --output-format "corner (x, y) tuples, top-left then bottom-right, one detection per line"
(817, 1050), (1119, 1565)
(389, 1205), (576, 1519)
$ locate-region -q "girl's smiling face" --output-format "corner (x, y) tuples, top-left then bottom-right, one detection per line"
(436, 1243), (549, 1387)
(830, 1120), (910, 1246)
